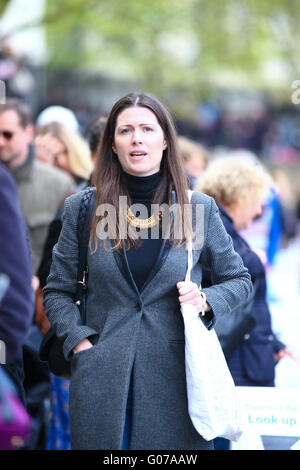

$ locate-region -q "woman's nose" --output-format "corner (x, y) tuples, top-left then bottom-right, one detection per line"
(132, 129), (143, 143)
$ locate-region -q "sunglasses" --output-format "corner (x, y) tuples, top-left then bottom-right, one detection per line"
(0, 130), (14, 140)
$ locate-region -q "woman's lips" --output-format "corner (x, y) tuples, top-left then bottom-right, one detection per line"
(130, 151), (147, 160)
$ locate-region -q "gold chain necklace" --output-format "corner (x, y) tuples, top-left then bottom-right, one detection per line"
(127, 207), (163, 229)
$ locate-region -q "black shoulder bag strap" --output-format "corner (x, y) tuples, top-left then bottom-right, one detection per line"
(39, 187), (96, 368)
(74, 187), (95, 323)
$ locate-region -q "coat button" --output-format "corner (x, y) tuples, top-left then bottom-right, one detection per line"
(244, 333), (250, 340)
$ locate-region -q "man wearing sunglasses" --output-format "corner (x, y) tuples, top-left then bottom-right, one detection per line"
(0, 98), (75, 275)
(0, 105), (33, 168)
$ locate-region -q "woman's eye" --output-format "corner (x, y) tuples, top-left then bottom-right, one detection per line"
(120, 128), (130, 134)
(144, 127), (153, 132)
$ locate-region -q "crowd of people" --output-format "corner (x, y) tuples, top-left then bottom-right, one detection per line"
(0, 91), (299, 451)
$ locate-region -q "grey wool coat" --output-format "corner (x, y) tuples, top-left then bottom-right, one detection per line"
(43, 188), (252, 450)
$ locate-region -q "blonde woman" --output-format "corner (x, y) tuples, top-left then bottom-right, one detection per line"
(35, 121), (93, 187)
(197, 155), (293, 389)
(35, 121), (94, 450)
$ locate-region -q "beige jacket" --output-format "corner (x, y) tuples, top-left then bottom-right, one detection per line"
(10, 147), (76, 273)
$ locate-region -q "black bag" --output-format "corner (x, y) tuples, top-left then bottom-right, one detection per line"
(39, 188), (95, 379)
(214, 280), (258, 359)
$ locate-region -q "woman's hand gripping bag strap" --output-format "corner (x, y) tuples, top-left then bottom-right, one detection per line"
(39, 188), (95, 379)
(180, 190), (243, 442)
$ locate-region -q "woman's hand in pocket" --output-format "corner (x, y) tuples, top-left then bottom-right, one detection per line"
(73, 338), (93, 355)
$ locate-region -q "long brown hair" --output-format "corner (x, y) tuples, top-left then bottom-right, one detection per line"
(90, 92), (190, 251)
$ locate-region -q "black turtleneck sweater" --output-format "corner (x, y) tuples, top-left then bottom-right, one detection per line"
(123, 171), (164, 292)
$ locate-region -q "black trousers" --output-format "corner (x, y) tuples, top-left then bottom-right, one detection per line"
(2, 357), (26, 405)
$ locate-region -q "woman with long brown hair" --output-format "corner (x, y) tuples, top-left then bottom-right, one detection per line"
(43, 92), (252, 450)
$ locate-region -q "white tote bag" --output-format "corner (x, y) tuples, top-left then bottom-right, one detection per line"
(181, 191), (243, 442)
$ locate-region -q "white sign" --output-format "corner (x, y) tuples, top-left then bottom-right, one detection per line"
(231, 387), (300, 450)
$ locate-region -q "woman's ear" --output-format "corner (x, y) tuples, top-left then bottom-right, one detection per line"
(163, 139), (168, 150)
(112, 141), (116, 154)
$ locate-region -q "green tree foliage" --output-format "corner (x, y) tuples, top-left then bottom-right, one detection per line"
(1, 0), (300, 110)
(0, 0), (10, 16)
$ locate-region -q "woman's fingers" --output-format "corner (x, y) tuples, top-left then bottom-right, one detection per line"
(177, 281), (201, 303)
(177, 281), (198, 294)
(179, 290), (199, 303)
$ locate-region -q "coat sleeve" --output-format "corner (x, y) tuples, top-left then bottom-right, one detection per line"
(43, 194), (99, 360)
(199, 198), (253, 321)
(0, 165), (33, 364)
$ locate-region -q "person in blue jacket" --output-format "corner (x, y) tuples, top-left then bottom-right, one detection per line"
(198, 155), (295, 450)
(198, 156), (293, 389)
(0, 162), (33, 403)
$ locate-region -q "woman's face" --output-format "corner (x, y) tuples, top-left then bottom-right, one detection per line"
(228, 194), (263, 231)
(112, 106), (167, 177)
(53, 138), (70, 174)
(185, 152), (205, 178)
